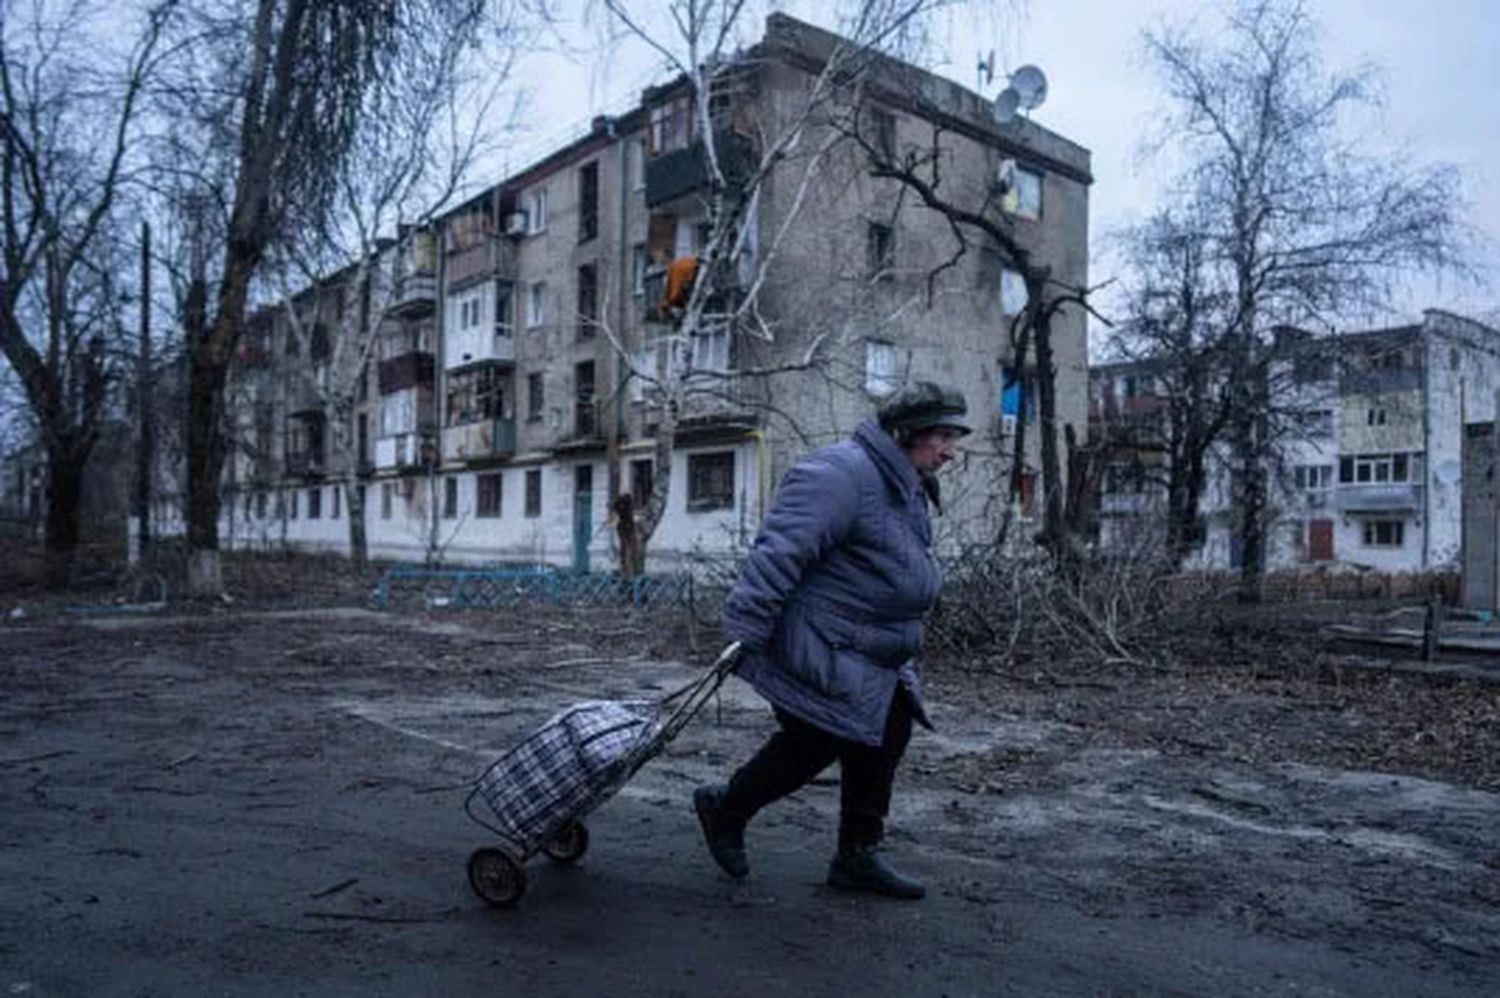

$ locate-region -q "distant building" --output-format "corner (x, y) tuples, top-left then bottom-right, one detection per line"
(1090, 309), (1500, 572)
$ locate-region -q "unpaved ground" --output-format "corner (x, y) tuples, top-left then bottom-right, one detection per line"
(1, 606), (1497, 997)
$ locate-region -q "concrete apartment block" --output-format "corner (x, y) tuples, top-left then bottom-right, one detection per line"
(208, 13), (1093, 572)
(1090, 309), (1500, 575)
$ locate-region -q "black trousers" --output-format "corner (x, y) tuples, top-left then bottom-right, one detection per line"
(718, 690), (913, 851)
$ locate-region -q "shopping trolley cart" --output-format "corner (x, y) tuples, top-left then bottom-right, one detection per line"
(463, 641), (743, 907)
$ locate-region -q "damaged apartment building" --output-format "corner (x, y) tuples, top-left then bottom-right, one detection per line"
(204, 13), (1092, 571)
(1090, 309), (1500, 573)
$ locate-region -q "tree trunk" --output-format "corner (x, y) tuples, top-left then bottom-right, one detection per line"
(1236, 424), (1267, 602)
(43, 446), (84, 587)
(185, 340), (229, 598)
(346, 481), (368, 571)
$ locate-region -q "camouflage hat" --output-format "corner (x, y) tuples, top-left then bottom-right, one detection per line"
(877, 380), (971, 437)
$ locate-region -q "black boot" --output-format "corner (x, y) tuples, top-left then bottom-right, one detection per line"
(693, 784), (748, 879)
(827, 844), (925, 899)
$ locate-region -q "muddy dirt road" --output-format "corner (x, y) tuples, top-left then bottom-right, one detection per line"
(2, 607), (1496, 996)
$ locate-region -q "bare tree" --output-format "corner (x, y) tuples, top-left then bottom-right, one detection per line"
(0, 1), (173, 584)
(828, 87), (1109, 568)
(157, 0), (537, 597)
(1138, 0), (1472, 599)
(1106, 205), (1237, 569)
(267, 0), (523, 569)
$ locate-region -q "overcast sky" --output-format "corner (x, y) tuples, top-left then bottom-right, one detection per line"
(505, 1), (1497, 335)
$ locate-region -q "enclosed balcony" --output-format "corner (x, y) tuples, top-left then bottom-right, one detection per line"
(374, 431), (433, 471)
(644, 129), (755, 208)
(441, 418), (517, 463)
(390, 272), (437, 318)
(377, 350), (435, 395)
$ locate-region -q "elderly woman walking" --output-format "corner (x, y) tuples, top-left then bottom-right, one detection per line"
(693, 382), (970, 899)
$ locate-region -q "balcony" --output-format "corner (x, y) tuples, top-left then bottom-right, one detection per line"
(441, 418), (517, 463)
(445, 327), (515, 371)
(445, 239), (516, 288)
(556, 400), (604, 451)
(1336, 483), (1423, 512)
(378, 350), (435, 395)
(284, 449), (325, 479)
(374, 431), (434, 470)
(390, 272), (437, 317)
(644, 129), (755, 208)
(642, 258), (744, 325)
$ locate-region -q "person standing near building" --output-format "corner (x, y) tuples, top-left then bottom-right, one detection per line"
(693, 382), (970, 899)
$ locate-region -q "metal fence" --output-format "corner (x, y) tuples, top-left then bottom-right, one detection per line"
(371, 563), (696, 612)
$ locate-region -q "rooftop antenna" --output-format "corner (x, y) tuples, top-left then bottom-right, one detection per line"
(991, 63), (1048, 126)
(977, 49), (995, 93)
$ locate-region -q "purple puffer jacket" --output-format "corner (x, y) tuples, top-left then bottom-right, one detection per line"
(723, 419), (939, 745)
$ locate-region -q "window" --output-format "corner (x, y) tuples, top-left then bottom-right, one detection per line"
(680, 329), (730, 375)
(1002, 167), (1043, 220)
(630, 459), (653, 509)
(288, 489), (298, 520)
(577, 263), (598, 338)
(527, 281), (547, 327)
(648, 95), (693, 154)
(868, 107), (896, 162)
(443, 476), (458, 519)
(688, 451), (735, 512)
(527, 373), (544, 421)
(578, 162), (599, 243)
(477, 472), (503, 518)
(630, 346), (655, 402)
(866, 222), (894, 279)
(256, 492), (268, 518)
(865, 339), (898, 396)
(526, 187), (548, 234)
(380, 391), (415, 436)
(631, 243), (648, 296)
(525, 469), (542, 518)
(381, 483), (393, 519)
(1293, 465), (1333, 491)
(1339, 452), (1414, 484)
(331, 486), (341, 520)
(1000, 267), (1028, 316)
(307, 487), (322, 519)
(1367, 407), (1387, 426)
(575, 361), (597, 436)
(495, 282), (513, 334)
(1362, 519), (1405, 547)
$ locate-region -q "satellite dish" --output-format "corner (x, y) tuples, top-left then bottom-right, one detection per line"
(991, 87), (1020, 125)
(1010, 64), (1048, 111)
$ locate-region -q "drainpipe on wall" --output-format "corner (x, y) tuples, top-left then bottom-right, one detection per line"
(1423, 332), (1431, 570)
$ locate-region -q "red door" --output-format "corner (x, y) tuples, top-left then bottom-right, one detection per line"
(1309, 519), (1334, 562)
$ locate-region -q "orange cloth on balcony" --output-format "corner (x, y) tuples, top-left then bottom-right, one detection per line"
(660, 254), (699, 312)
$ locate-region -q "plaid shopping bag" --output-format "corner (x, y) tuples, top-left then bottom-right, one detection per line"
(475, 700), (654, 846)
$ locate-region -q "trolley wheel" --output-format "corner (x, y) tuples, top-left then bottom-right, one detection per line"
(543, 820), (590, 864)
(467, 847), (527, 907)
